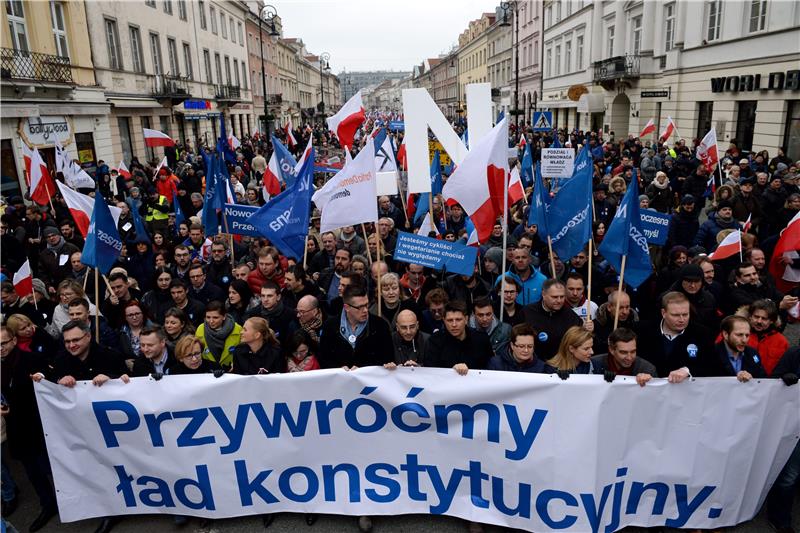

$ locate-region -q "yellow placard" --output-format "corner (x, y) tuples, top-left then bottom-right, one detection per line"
(427, 140), (452, 166)
(78, 149), (94, 164)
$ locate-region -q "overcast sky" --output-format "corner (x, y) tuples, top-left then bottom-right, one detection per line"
(271, 0), (501, 72)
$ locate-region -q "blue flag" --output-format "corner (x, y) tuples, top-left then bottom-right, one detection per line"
(173, 193), (185, 236)
(430, 150), (443, 195)
(217, 115), (237, 166)
(82, 191), (123, 274)
(413, 193), (431, 225)
(130, 201), (151, 244)
(249, 148), (315, 260)
(520, 142), (534, 188)
(461, 129), (469, 149)
(551, 132), (562, 148)
(203, 155), (226, 236)
(270, 135), (299, 188)
(496, 110), (505, 124)
(547, 146), (593, 261)
(527, 162), (550, 237)
(597, 175), (652, 288)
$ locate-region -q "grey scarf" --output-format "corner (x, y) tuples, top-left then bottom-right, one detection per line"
(46, 235), (66, 254)
(205, 314), (235, 359)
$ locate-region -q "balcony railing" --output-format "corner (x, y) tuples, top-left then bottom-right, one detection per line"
(215, 84), (242, 101)
(593, 55), (640, 83)
(0, 48), (72, 83)
(152, 74), (190, 97)
(266, 93), (282, 105)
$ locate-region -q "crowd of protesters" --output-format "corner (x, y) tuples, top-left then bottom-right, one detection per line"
(1, 116), (800, 533)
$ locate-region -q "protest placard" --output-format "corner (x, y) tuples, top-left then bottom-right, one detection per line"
(393, 231), (477, 275)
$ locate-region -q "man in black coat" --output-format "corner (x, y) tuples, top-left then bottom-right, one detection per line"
(1, 325), (57, 532)
(522, 279), (589, 361)
(318, 284), (393, 369)
(637, 291), (715, 380)
(131, 327), (177, 377)
(426, 300), (494, 374)
(708, 316), (767, 380)
(246, 280), (298, 342)
(187, 263), (226, 304)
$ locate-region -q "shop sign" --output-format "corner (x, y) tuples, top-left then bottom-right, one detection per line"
(710, 70), (799, 93)
(20, 116), (71, 145)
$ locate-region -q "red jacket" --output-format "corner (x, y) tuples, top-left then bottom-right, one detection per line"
(247, 266), (286, 295)
(748, 329), (789, 376)
(156, 174), (180, 202)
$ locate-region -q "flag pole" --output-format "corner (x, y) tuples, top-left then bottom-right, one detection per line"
(376, 234), (383, 317)
(31, 290), (38, 311)
(613, 255), (627, 330)
(428, 193), (434, 232)
(398, 187), (411, 229)
(585, 240), (593, 321)
(83, 267), (90, 293)
(546, 236), (557, 280)
(94, 268), (100, 343)
(303, 238), (309, 270)
(361, 223), (373, 265)
(229, 234), (236, 269)
(44, 181), (55, 214)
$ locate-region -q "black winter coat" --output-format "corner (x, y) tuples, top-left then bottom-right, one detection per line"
(426, 327), (494, 370)
(232, 341), (284, 375)
(522, 301), (583, 361)
(318, 314), (393, 369)
(1, 347), (50, 458)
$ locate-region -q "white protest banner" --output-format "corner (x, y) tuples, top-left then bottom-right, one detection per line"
(36, 368), (799, 531)
(541, 148), (575, 179)
(312, 138), (378, 233)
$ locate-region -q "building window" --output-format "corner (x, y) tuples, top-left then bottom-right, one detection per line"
(735, 101), (758, 152)
(606, 25), (614, 57)
(144, 0), (155, 6)
(6, 0), (28, 51)
(564, 40), (571, 73)
(706, 1), (722, 41)
(129, 26), (144, 73)
(214, 52), (222, 84)
(224, 56), (231, 85)
(632, 16), (642, 55)
(749, 0), (767, 32)
(197, 0), (206, 29)
(178, 0), (186, 20)
(48, 1), (69, 58)
(665, 4), (675, 50)
(105, 18), (122, 69)
(233, 59), (240, 86)
(210, 5), (217, 34)
(697, 102), (713, 139)
(182, 43), (192, 79)
(163, 0), (172, 15)
(238, 22), (243, 46)
(203, 49), (211, 82)
(149, 32), (162, 75)
(545, 5), (552, 27)
(554, 44), (561, 76)
(167, 37), (179, 75)
(230, 17), (235, 44)
(555, 1), (561, 22)
(534, 41), (539, 66)
(545, 47), (552, 78)
(220, 11), (227, 39)
(784, 100), (800, 161)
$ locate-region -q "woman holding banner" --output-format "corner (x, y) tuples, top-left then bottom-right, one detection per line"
(544, 326), (597, 375)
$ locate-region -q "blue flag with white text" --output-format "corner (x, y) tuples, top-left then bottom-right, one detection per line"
(270, 135), (299, 188)
(130, 201), (151, 244)
(546, 146), (593, 261)
(430, 150), (443, 195)
(527, 162), (550, 237)
(218, 115), (237, 166)
(249, 148), (315, 260)
(552, 132), (562, 149)
(520, 142), (534, 188)
(82, 190), (123, 274)
(173, 193), (185, 236)
(203, 155), (226, 236)
(597, 177), (653, 288)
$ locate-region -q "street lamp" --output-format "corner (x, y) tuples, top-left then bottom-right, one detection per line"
(318, 52), (330, 124)
(258, 5), (279, 135)
(500, 1), (519, 129)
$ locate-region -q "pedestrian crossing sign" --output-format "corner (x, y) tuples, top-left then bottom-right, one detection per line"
(532, 111), (553, 132)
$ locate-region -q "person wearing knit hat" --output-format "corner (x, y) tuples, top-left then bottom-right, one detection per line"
(639, 194), (650, 209)
(482, 247), (504, 286)
(668, 263), (720, 330)
(694, 197), (739, 252)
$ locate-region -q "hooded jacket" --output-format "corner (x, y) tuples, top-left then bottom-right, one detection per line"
(694, 211), (739, 252)
(487, 344), (548, 373)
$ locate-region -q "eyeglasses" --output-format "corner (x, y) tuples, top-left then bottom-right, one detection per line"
(513, 343), (534, 351)
(64, 332), (89, 345)
(296, 308), (314, 315)
(0, 339), (14, 347)
(346, 302), (370, 311)
(185, 351), (203, 360)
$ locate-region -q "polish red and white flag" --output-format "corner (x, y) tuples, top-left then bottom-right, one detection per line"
(262, 152), (283, 200)
(508, 166), (525, 206)
(284, 118), (297, 149)
(769, 211), (800, 292)
(12, 259), (33, 299)
(442, 117), (510, 244)
(742, 213), (752, 234)
(639, 118), (656, 138)
(56, 181), (122, 237)
(21, 144), (55, 206)
(117, 160), (132, 179)
(143, 128), (175, 148)
(709, 230), (741, 261)
(697, 127), (720, 171)
(659, 117), (677, 142)
(326, 90), (365, 150)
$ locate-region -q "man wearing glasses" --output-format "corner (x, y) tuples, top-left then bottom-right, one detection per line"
(318, 283), (392, 370)
(487, 323), (548, 373)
